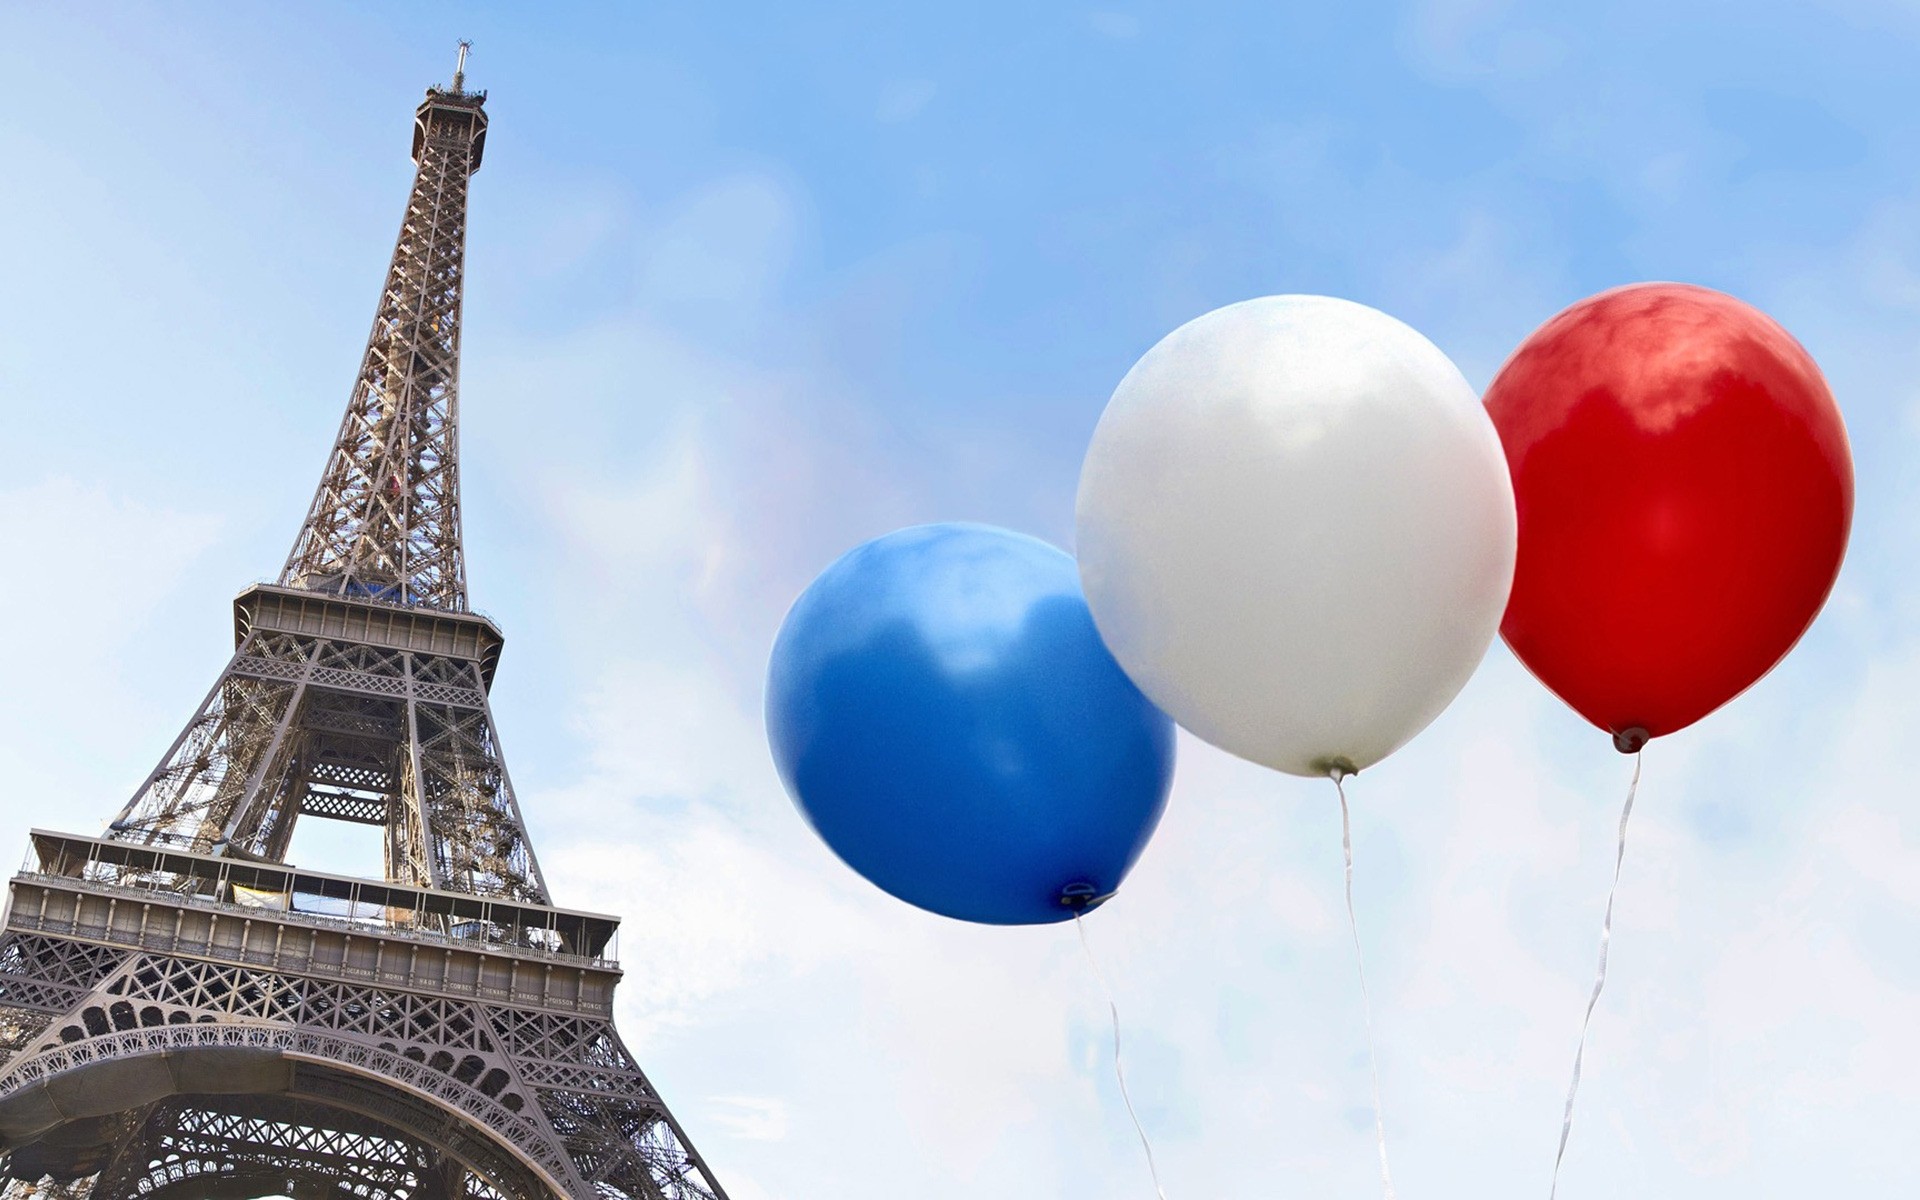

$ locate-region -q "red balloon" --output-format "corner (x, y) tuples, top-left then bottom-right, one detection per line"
(1484, 283), (1853, 748)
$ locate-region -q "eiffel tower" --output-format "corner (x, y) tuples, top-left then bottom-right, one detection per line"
(0, 47), (729, 1200)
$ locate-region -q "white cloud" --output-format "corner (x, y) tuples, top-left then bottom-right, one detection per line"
(0, 477), (222, 831)
(877, 80), (937, 125)
(706, 1096), (788, 1142)
(640, 174), (799, 316)
(483, 177), (1920, 1186)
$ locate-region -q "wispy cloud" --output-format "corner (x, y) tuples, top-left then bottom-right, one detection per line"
(877, 79), (938, 124)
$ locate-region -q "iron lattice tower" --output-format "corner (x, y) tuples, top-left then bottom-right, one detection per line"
(0, 50), (729, 1200)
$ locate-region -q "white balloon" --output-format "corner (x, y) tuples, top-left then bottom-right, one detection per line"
(1075, 295), (1516, 778)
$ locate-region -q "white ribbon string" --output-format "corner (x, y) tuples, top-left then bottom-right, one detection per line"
(1073, 911), (1168, 1200)
(1548, 749), (1643, 1198)
(1332, 770), (1398, 1200)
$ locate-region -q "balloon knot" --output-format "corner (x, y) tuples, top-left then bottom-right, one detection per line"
(1059, 882), (1115, 912)
(1314, 756), (1358, 783)
(1612, 727), (1650, 755)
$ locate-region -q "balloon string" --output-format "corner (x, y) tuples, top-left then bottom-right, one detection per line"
(1073, 910), (1168, 1200)
(1332, 771), (1398, 1200)
(1548, 749), (1642, 1198)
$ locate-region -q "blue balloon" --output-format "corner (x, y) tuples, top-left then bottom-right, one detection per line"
(766, 523), (1175, 925)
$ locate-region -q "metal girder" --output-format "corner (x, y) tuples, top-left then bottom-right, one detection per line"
(279, 86), (481, 613)
(104, 632), (545, 904)
(0, 894), (727, 1199)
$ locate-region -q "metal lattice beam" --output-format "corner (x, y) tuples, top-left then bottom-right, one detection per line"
(106, 626), (547, 903)
(279, 85), (482, 613)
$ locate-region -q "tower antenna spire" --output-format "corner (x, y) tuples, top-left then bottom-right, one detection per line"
(453, 38), (471, 92)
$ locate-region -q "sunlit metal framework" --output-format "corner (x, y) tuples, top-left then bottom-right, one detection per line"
(281, 65), (477, 612)
(0, 52), (729, 1200)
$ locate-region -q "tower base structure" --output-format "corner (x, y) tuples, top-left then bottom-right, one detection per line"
(0, 834), (725, 1199)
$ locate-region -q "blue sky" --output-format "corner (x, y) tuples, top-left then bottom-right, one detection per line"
(4, 2), (1920, 1197)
